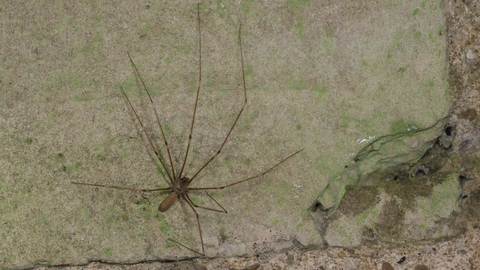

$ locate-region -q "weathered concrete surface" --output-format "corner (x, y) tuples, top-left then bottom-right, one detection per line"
(324, 172), (462, 247)
(315, 118), (465, 247)
(0, 0), (450, 268)
(311, 0), (480, 251)
(316, 118), (447, 212)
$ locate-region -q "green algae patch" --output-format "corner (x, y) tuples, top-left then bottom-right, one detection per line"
(316, 118), (446, 210)
(323, 173), (462, 247)
(338, 185), (379, 217)
(324, 192), (384, 247)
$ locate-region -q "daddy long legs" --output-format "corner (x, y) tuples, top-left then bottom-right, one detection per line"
(72, 4), (303, 256)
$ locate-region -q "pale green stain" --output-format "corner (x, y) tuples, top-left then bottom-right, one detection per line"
(369, 206), (381, 220)
(270, 217), (278, 226)
(316, 158), (334, 175)
(204, 74), (215, 88)
(285, 0), (311, 13)
(33, 119), (42, 126)
(80, 207), (90, 218)
(240, 0), (256, 14)
(105, 207), (122, 229)
(165, 54), (173, 64)
(276, 183), (292, 192)
(189, 80), (196, 91)
(389, 119), (421, 134)
(103, 247), (113, 257)
(417, 174), (460, 215)
(296, 21), (305, 39)
(163, 123), (172, 133)
(134, 196), (154, 217)
(145, 82), (162, 96)
(38, 216), (49, 225)
(44, 72), (88, 92)
(287, 74), (306, 91)
(185, 234), (195, 244)
(340, 110), (386, 134)
(165, 239), (175, 248)
(120, 79), (137, 95)
(216, 0), (229, 19)
(420, 0), (427, 9)
(393, 32), (403, 46)
(189, 194), (202, 206)
(24, 137), (33, 145)
(355, 212), (368, 226)
(294, 78), (306, 90)
(244, 65), (254, 77)
(74, 44), (89, 55)
(93, 34), (102, 43)
(74, 93), (94, 102)
(103, 102), (115, 110)
(322, 30), (335, 55)
(398, 66), (407, 74)
(437, 26), (445, 36)
(55, 153), (65, 161)
(218, 225), (226, 241)
(119, 150), (129, 158)
(159, 219), (175, 235)
(337, 224), (352, 240)
(285, 0), (311, 39)
(53, 3), (63, 11)
(277, 197), (287, 205)
(175, 45), (191, 55)
(141, 25), (152, 38)
(426, 78), (435, 87)
(312, 82), (328, 98)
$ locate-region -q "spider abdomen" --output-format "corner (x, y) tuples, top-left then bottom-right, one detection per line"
(159, 192), (179, 212)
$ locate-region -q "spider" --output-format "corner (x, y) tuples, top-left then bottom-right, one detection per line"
(73, 4), (302, 256)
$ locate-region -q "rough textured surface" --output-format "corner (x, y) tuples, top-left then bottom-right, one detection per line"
(324, 172), (462, 247)
(316, 118), (447, 211)
(2, 0), (480, 269)
(41, 227), (480, 269)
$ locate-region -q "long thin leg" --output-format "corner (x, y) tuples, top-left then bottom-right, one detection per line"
(188, 23), (247, 184)
(126, 52), (177, 183)
(185, 192), (227, 213)
(120, 88), (174, 184)
(169, 192), (227, 256)
(168, 193), (205, 256)
(189, 149), (303, 191)
(167, 238), (204, 257)
(71, 181), (171, 192)
(178, 3), (202, 181)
